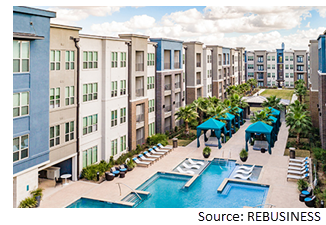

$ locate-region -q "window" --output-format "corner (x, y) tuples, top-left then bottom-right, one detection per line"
(248, 72), (254, 77)
(50, 88), (60, 109)
(111, 81), (117, 97)
(120, 135), (126, 152)
(267, 64), (270, 70)
(65, 51), (75, 70)
(183, 73), (185, 82)
(13, 40), (29, 73)
(120, 52), (126, 67)
(120, 108), (126, 124)
(83, 83), (98, 102)
(285, 56), (289, 61)
(147, 53), (154, 66)
(147, 77), (155, 90)
(120, 80), (126, 95)
(149, 99), (155, 113)
(83, 51), (98, 69)
(111, 52), (118, 68)
(183, 54), (185, 64)
(285, 65), (289, 70)
(267, 81), (271, 86)
(82, 146), (97, 168)
(207, 55), (212, 63)
(50, 50), (61, 70)
(13, 92), (29, 117)
(272, 73), (276, 78)
(267, 73), (271, 78)
(248, 56), (254, 61)
(65, 86), (75, 106)
(290, 81), (294, 86)
(65, 121), (74, 142)
(272, 64), (275, 70)
(297, 65), (304, 71)
(285, 81), (289, 87)
(297, 55), (304, 63)
(13, 134), (29, 162)
(285, 73), (289, 78)
(290, 73), (294, 78)
(257, 56), (263, 62)
(267, 56), (271, 61)
(290, 56), (293, 61)
(111, 139), (118, 156)
(111, 110), (118, 127)
(83, 114), (98, 135)
(50, 125), (60, 147)
(258, 65), (264, 71)
(148, 122), (155, 137)
(248, 64), (254, 69)
(272, 56), (275, 61)
(298, 74), (304, 80)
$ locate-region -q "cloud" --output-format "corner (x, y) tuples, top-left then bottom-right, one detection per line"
(306, 22), (310, 28)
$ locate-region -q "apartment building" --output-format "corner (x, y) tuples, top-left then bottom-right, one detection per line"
(78, 34), (130, 175)
(150, 38), (185, 133)
(309, 40), (319, 127)
(184, 41), (204, 103)
(118, 34), (156, 150)
(203, 47), (212, 98)
(236, 47), (246, 84)
(245, 44), (308, 88)
(13, 6), (56, 207)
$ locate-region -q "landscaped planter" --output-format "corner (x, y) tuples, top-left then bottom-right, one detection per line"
(203, 153), (210, 158)
(240, 156), (248, 162)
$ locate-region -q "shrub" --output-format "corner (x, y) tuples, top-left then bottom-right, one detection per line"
(203, 146), (211, 155)
(147, 133), (168, 146)
(322, 164), (326, 173)
(297, 179), (309, 191)
(81, 160), (111, 181)
(30, 188), (43, 199)
(19, 197), (37, 208)
(312, 147), (325, 161)
(240, 149), (248, 158)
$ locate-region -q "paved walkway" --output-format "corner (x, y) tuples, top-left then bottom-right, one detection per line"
(253, 88), (265, 96)
(39, 121), (306, 208)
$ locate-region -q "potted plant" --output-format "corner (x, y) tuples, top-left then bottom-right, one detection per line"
(203, 146), (211, 158)
(240, 149), (248, 162)
(18, 196), (37, 208)
(30, 188), (43, 207)
(126, 158), (136, 171)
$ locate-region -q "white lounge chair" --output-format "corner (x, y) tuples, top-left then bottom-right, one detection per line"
(153, 146), (169, 153)
(235, 167), (254, 175)
(288, 165), (309, 171)
(188, 158), (205, 166)
(139, 154), (156, 162)
(182, 162), (200, 170)
(144, 151), (161, 159)
(289, 161), (309, 167)
(157, 143), (173, 150)
(176, 166), (195, 174)
(289, 157), (309, 163)
(233, 173), (252, 180)
(287, 173), (309, 181)
(288, 168), (309, 175)
(149, 148), (166, 155)
(236, 164), (255, 172)
(133, 157), (150, 167)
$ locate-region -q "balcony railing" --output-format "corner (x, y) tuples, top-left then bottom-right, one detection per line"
(196, 79), (201, 85)
(219, 75), (222, 79)
(175, 82), (180, 89)
(164, 84), (171, 91)
(196, 62), (201, 67)
(164, 105), (171, 112)
(136, 63), (144, 71)
(136, 114), (144, 123)
(219, 61), (222, 65)
(164, 62), (171, 69)
(136, 138), (144, 146)
(175, 101), (181, 108)
(258, 76), (264, 80)
(135, 88), (144, 97)
(174, 62), (180, 69)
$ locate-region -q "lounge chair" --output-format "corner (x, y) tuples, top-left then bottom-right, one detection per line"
(288, 165), (309, 171)
(288, 161), (309, 167)
(288, 168), (309, 175)
(157, 143), (173, 150)
(235, 167), (254, 175)
(304, 195), (316, 207)
(289, 157), (309, 163)
(182, 162), (200, 170)
(110, 167), (120, 177)
(233, 173), (252, 180)
(148, 148), (166, 156)
(237, 164), (255, 172)
(133, 157), (150, 167)
(287, 173), (309, 181)
(187, 158), (205, 166)
(138, 154), (156, 162)
(153, 146), (169, 153)
(176, 166), (195, 175)
(144, 151), (161, 159)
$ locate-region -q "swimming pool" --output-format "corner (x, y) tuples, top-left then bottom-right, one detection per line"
(67, 159), (269, 208)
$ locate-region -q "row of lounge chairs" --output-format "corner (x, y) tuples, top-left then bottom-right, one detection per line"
(132, 143), (173, 167)
(287, 157), (310, 181)
(176, 159), (205, 174)
(233, 164), (255, 180)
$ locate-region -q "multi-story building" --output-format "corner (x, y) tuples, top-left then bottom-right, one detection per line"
(13, 6), (56, 208)
(149, 38), (185, 133)
(203, 47), (212, 98)
(118, 34), (156, 150)
(236, 47), (246, 84)
(245, 44), (308, 88)
(184, 41), (204, 103)
(309, 39), (319, 127)
(78, 34), (130, 175)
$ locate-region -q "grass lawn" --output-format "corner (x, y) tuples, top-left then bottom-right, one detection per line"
(168, 129), (197, 147)
(250, 107), (263, 112)
(260, 89), (294, 100)
(284, 149), (311, 158)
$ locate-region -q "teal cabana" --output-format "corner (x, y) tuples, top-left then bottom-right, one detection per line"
(268, 107), (281, 128)
(216, 113), (236, 137)
(268, 116), (279, 138)
(234, 107), (244, 127)
(196, 118), (227, 149)
(245, 121), (275, 154)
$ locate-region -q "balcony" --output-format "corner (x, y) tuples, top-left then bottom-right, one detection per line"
(136, 114), (144, 123)
(219, 75), (222, 79)
(164, 84), (171, 91)
(196, 62), (201, 67)
(164, 125), (171, 132)
(174, 62), (180, 69)
(219, 61), (222, 66)
(175, 82), (181, 89)
(136, 138), (144, 146)
(164, 105), (171, 112)
(164, 62), (171, 70)
(196, 79), (201, 85)
(135, 88), (144, 97)
(175, 101), (181, 108)
(136, 63), (144, 71)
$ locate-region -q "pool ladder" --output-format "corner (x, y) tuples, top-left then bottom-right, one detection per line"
(117, 182), (142, 201)
(253, 203), (275, 208)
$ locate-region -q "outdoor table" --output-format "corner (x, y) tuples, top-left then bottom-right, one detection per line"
(60, 174), (71, 185)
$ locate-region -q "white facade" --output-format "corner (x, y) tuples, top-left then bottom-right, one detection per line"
(203, 47), (212, 97)
(266, 52), (278, 86)
(147, 43), (156, 135)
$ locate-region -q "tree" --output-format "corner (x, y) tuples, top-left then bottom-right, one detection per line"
(261, 95), (284, 111)
(250, 110), (274, 126)
(206, 104), (228, 119)
(175, 105), (198, 135)
(191, 97), (208, 124)
(226, 85), (239, 97)
(286, 107), (312, 145)
(289, 100), (308, 112)
(295, 79), (305, 87)
(247, 78), (257, 94)
(294, 84), (307, 104)
(207, 96), (221, 108)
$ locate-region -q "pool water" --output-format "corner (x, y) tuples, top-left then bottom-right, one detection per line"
(66, 198), (131, 208)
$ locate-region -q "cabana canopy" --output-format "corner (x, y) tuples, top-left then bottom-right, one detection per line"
(268, 115), (279, 137)
(268, 107), (281, 127)
(215, 113), (236, 137)
(245, 121), (274, 154)
(196, 118), (227, 149)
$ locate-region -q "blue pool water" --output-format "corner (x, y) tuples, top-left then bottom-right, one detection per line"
(66, 159), (269, 208)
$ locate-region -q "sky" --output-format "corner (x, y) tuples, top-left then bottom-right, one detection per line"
(31, 4), (326, 51)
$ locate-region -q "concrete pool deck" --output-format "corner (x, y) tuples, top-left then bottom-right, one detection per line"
(39, 120), (307, 208)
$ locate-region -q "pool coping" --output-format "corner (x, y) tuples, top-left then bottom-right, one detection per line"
(217, 178), (270, 192)
(65, 196), (135, 208)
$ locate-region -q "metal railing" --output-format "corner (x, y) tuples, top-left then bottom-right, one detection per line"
(164, 84), (171, 91)
(174, 62), (180, 69)
(136, 63), (144, 71)
(175, 102), (181, 108)
(136, 114), (144, 122)
(164, 63), (171, 69)
(175, 82), (180, 89)
(196, 79), (201, 85)
(196, 62), (201, 67)
(164, 105), (171, 112)
(117, 182), (142, 201)
(135, 88), (144, 97)
(136, 138), (144, 146)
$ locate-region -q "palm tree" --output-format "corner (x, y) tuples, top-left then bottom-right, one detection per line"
(261, 95), (284, 111)
(294, 85), (307, 104)
(175, 105), (198, 135)
(191, 97), (208, 124)
(286, 107), (312, 145)
(250, 110), (273, 126)
(238, 83), (250, 96)
(206, 104), (228, 119)
(226, 85), (238, 96)
(207, 96), (221, 108)
(247, 78), (257, 94)
(289, 100), (308, 112)
(295, 79), (305, 87)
